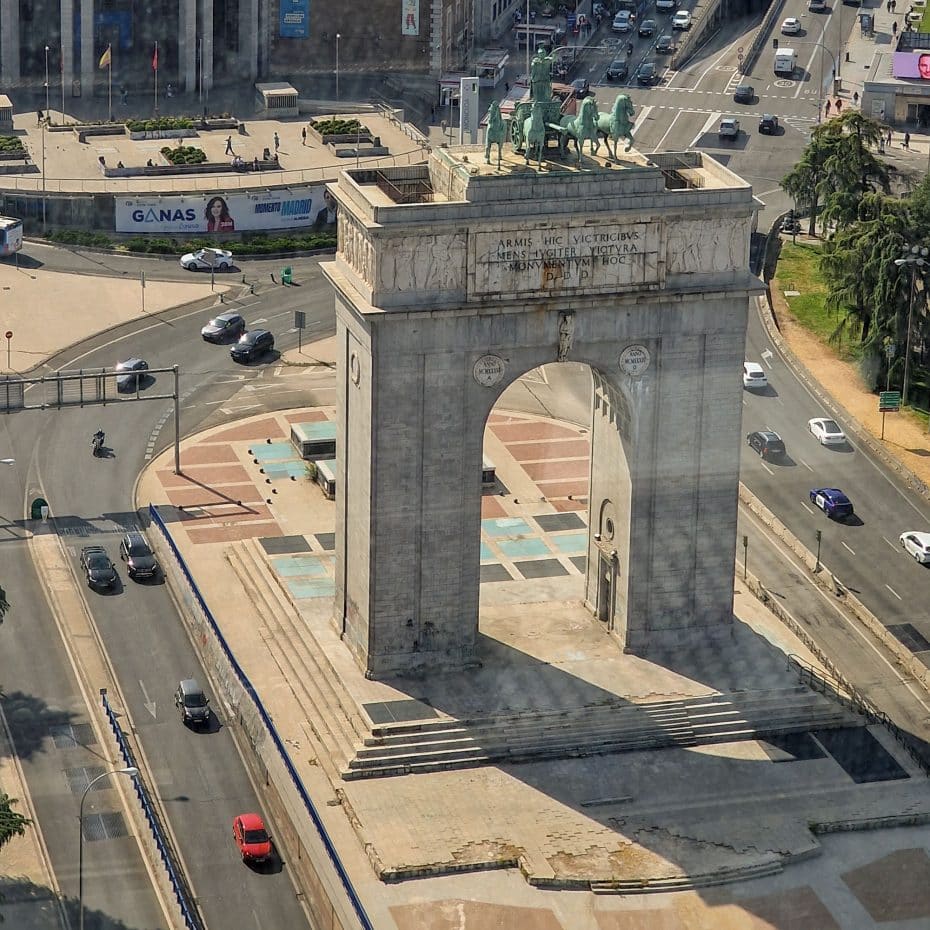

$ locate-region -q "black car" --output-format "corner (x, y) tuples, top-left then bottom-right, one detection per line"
(175, 678), (211, 726)
(733, 83), (755, 103)
(655, 34), (674, 53)
(119, 531), (159, 580)
(638, 17), (656, 36)
(746, 430), (786, 460)
(570, 77), (591, 98)
(606, 58), (629, 80)
(201, 312), (246, 343)
(636, 61), (658, 85)
(230, 329), (275, 363)
(758, 113), (779, 134)
(115, 357), (149, 392)
(80, 545), (118, 589)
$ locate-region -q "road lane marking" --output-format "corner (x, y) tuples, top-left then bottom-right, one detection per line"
(798, 458), (814, 472)
(690, 112), (720, 148)
(248, 317), (268, 325)
(761, 461), (774, 476)
(761, 348), (773, 366)
(801, 502), (815, 515)
(884, 536), (899, 552)
(651, 108), (689, 152)
(841, 541), (855, 555)
(885, 584), (902, 600)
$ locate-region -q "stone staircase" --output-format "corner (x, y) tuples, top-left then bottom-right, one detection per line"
(226, 538), (368, 783)
(344, 687), (862, 780)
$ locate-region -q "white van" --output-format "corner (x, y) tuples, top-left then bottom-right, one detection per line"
(774, 47), (797, 75)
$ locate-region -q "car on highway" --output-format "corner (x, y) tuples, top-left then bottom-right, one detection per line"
(119, 531), (159, 580)
(672, 9), (692, 28)
(636, 61), (658, 84)
(656, 0), (675, 11)
(781, 16), (802, 34)
(175, 678), (211, 726)
(639, 17), (657, 36)
(742, 361), (767, 388)
(180, 247), (233, 272)
(655, 34), (674, 53)
(233, 812), (272, 863)
(810, 487), (854, 520)
(571, 77), (591, 98)
(719, 117), (740, 139)
(758, 113), (780, 134)
(809, 0), (827, 9)
(808, 416), (846, 445)
(201, 312), (246, 343)
(746, 430), (786, 460)
(80, 545), (118, 589)
(733, 83), (755, 103)
(606, 58), (630, 80)
(115, 357), (149, 392)
(900, 531), (930, 563)
(230, 329), (275, 363)
(612, 10), (632, 31)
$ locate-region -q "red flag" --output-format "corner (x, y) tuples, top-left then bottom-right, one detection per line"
(152, 43), (158, 71)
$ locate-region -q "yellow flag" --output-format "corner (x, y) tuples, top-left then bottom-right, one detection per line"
(98, 45), (111, 69)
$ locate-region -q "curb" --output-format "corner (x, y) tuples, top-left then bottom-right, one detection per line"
(25, 237), (336, 262)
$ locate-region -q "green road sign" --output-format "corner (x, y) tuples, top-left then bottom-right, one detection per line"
(879, 391), (901, 412)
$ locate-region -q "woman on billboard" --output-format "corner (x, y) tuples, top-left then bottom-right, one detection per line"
(205, 196), (235, 233)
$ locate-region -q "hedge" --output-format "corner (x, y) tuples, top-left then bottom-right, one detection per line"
(0, 135), (25, 154)
(310, 118), (369, 136)
(126, 116), (195, 132)
(160, 145), (207, 165)
(47, 229), (337, 255)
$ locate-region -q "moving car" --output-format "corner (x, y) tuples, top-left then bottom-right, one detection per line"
(612, 10), (632, 31)
(758, 113), (780, 134)
(201, 312), (246, 343)
(742, 361), (767, 388)
(636, 61), (658, 85)
(80, 545), (118, 589)
(639, 18), (657, 36)
(119, 531), (159, 580)
(809, 0), (827, 10)
(719, 117), (740, 139)
(230, 329), (275, 363)
(656, 0), (675, 11)
(900, 532), (930, 563)
(781, 16), (802, 34)
(746, 430), (786, 460)
(672, 9), (692, 28)
(175, 678), (211, 725)
(115, 357), (149, 392)
(809, 487), (854, 520)
(571, 77), (591, 98)
(655, 34), (674, 53)
(808, 416), (846, 445)
(734, 83), (755, 103)
(180, 247), (233, 271)
(233, 812), (272, 863)
(606, 58), (630, 80)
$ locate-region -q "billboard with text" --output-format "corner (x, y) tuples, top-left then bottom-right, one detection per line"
(280, 0), (310, 38)
(893, 51), (930, 80)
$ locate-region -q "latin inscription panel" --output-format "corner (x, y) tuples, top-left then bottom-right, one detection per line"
(472, 222), (660, 297)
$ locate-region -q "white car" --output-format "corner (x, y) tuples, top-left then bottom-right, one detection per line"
(808, 417), (846, 445)
(180, 247), (233, 271)
(672, 10), (692, 28)
(900, 532), (930, 563)
(742, 361), (767, 388)
(612, 11), (632, 32)
(781, 16), (801, 34)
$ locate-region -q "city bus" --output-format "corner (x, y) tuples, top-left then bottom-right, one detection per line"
(0, 216), (23, 256)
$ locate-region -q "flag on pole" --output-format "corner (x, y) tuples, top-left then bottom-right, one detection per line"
(98, 45), (111, 69)
(152, 43), (158, 71)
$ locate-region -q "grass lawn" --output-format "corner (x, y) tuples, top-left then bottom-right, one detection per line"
(921, 7), (930, 32)
(772, 240), (861, 362)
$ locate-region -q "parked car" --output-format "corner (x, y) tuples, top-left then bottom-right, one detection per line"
(639, 17), (657, 35)
(719, 117), (740, 139)
(746, 430), (786, 460)
(119, 531), (159, 580)
(175, 678), (211, 726)
(734, 83), (755, 103)
(201, 312), (246, 343)
(900, 531), (930, 563)
(758, 113), (780, 134)
(180, 247), (233, 271)
(606, 58), (630, 80)
(655, 34), (674, 53)
(636, 61), (658, 84)
(571, 77), (591, 98)
(233, 813), (272, 863)
(672, 9), (692, 28)
(808, 416), (846, 445)
(742, 361), (767, 388)
(612, 10), (632, 31)
(115, 357), (149, 392)
(810, 487), (854, 520)
(80, 545), (118, 589)
(230, 329), (275, 363)
(781, 16), (802, 33)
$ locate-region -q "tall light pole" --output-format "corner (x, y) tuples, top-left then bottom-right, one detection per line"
(41, 121), (46, 233)
(894, 245), (928, 407)
(335, 33), (341, 101)
(44, 46), (50, 118)
(79, 766), (138, 930)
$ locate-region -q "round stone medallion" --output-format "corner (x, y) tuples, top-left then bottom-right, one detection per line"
(618, 344), (651, 377)
(473, 354), (506, 387)
(349, 352), (361, 385)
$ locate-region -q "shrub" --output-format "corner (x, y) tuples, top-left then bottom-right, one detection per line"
(48, 229), (113, 248)
(0, 135), (25, 154)
(126, 116), (195, 132)
(160, 145), (207, 165)
(310, 118), (369, 136)
(47, 230), (337, 255)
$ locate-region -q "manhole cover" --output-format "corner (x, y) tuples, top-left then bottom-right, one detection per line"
(774, 79), (795, 87)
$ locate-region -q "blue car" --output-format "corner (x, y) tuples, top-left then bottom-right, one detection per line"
(810, 488), (854, 520)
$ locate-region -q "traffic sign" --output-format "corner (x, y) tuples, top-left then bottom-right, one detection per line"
(879, 391), (901, 412)
(4, 331), (11, 339)
(294, 310), (306, 329)
(738, 46), (744, 53)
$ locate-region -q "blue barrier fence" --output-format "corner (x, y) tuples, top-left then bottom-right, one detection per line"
(101, 692), (204, 930)
(147, 504), (372, 930)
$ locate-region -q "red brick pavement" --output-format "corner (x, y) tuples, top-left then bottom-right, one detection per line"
(480, 495), (507, 519)
(508, 439), (591, 461)
(179, 445), (240, 466)
(159, 464), (252, 486)
(166, 484), (264, 508)
(523, 459), (590, 481)
(284, 410), (329, 423)
(186, 521), (283, 544)
(491, 421), (579, 442)
(207, 418), (286, 443)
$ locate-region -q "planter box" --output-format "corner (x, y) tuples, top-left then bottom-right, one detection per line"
(128, 128), (198, 140)
(75, 125), (126, 143)
(202, 118), (240, 130)
(308, 125), (373, 146)
(334, 146), (388, 158)
(0, 148), (26, 160)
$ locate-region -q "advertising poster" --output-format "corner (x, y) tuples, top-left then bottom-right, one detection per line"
(893, 51), (930, 80)
(114, 186), (335, 234)
(402, 0), (419, 36)
(280, 0), (310, 38)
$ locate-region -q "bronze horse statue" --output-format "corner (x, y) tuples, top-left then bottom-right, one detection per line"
(522, 100), (547, 168)
(596, 93), (636, 159)
(553, 96), (599, 162)
(485, 100), (506, 169)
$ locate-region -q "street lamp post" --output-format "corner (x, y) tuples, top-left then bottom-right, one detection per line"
(894, 245), (929, 407)
(335, 34), (341, 101)
(44, 46), (50, 119)
(79, 766), (138, 930)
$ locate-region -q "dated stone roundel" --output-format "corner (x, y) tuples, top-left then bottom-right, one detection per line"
(473, 354), (506, 387)
(618, 344), (651, 377)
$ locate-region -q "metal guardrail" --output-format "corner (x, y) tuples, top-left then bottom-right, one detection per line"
(147, 504), (374, 930)
(101, 692), (205, 930)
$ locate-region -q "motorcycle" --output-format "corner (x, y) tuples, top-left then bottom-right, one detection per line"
(92, 431), (105, 457)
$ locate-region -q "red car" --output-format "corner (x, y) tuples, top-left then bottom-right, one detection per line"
(232, 813), (272, 863)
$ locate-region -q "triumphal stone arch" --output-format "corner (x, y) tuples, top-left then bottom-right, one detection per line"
(322, 147), (762, 679)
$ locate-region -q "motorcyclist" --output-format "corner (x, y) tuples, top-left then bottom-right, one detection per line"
(92, 429), (105, 454)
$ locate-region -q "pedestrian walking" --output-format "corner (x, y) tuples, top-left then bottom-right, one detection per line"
(225, 135), (234, 155)
(879, 138), (885, 153)
(825, 99), (832, 116)
(905, 131), (911, 148)
(836, 98), (843, 113)
(274, 131), (280, 152)
(853, 90), (859, 104)
(893, 20), (898, 36)
(888, 129), (893, 144)
(301, 126), (307, 146)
